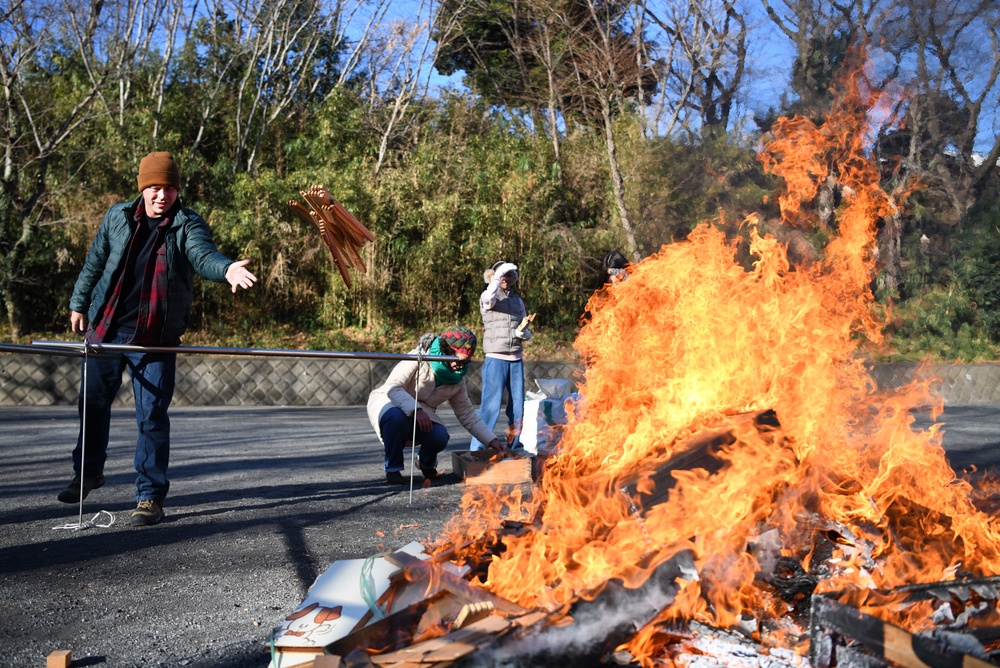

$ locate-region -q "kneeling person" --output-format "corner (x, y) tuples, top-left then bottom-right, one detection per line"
(367, 327), (505, 484)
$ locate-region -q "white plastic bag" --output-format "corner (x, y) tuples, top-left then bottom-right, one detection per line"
(521, 396), (571, 454)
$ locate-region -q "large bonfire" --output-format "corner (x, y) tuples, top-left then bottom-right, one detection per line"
(434, 62), (1000, 663)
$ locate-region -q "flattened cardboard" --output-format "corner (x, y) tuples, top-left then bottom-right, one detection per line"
(269, 541), (427, 664)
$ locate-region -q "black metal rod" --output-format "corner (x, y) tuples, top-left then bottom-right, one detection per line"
(27, 340), (461, 362)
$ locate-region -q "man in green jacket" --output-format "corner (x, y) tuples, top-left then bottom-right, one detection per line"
(60, 151), (257, 526)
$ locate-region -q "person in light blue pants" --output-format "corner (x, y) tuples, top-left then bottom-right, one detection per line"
(470, 261), (532, 451)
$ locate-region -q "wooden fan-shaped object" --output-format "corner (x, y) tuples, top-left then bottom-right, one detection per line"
(288, 185), (375, 287)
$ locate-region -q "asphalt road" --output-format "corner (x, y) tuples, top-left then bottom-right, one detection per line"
(1, 404), (999, 668)
(0, 405), (474, 668)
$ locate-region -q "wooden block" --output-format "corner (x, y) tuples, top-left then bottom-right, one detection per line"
(415, 595), (465, 637)
(451, 450), (532, 485)
(453, 601), (494, 629)
(310, 212), (352, 287)
(46, 650), (72, 668)
(332, 200), (376, 242)
(343, 648), (377, 668)
(810, 594), (997, 668)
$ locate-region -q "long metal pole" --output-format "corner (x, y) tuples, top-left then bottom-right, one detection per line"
(409, 348), (422, 505)
(28, 340), (462, 363)
(78, 347), (89, 527)
(10, 339), (459, 507)
(0, 343), (98, 358)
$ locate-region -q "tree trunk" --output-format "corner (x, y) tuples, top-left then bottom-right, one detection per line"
(876, 202), (902, 300)
(601, 103), (639, 262)
(1, 218), (31, 338)
(816, 174), (837, 232)
(546, 95), (562, 185)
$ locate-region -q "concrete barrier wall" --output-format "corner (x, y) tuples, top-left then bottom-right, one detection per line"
(867, 362), (1000, 405)
(0, 353), (583, 407)
(2, 353), (999, 407)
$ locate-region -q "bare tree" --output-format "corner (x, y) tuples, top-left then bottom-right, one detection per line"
(231, 0), (389, 173)
(759, 0), (884, 113)
(562, 0), (654, 261)
(64, 0), (194, 143)
(643, 0), (748, 138)
(233, 0), (331, 172)
(0, 0), (111, 334)
(182, 0), (254, 164)
(148, 0), (188, 141)
(759, 0), (892, 242)
(358, 0), (440, 175)
(519, 0), (581, 180)
(882, 0), (1000, 225)
(534, 9), (567, 171)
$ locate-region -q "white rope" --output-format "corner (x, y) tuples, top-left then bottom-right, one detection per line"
(52, 510), (116, 531)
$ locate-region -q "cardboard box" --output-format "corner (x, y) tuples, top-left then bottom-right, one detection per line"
(452, 450), (533, 485)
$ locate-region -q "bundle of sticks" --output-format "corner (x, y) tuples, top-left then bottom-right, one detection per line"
(288, 185), (375, 288)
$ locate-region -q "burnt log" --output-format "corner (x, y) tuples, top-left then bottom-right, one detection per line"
(810, 593), (998, 668)
(325, 593), (449, 658)
(454, 550), (697, 667)
(619, 409), (782, 510)
(383, 551), (528, 617)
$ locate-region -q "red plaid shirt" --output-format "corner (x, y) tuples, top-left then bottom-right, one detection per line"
(90, 202), (173, 345)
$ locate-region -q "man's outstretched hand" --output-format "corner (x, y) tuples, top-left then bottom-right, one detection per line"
(226, 259), (258, 293)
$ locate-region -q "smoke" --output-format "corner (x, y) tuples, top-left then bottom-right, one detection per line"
(467, 552), (698, 667)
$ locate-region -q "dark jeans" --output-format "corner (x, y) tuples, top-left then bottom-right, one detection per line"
(72, 331), (176, 502)
(378, 406), (449, 473)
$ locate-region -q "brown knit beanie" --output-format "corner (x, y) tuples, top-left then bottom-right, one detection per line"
(137, 152), (180, 191)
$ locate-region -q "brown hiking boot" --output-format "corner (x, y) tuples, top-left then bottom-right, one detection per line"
(130, 500), (165, 526)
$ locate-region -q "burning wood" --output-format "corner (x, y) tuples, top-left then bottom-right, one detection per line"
(277, 62), (1000, 668)
(619, 409), (782, 511)
(288, 185), (375, 287)
(810, 581), (1000, 668)
(303, 418), (1000, 667)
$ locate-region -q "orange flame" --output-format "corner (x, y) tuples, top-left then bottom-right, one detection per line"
(436, 59), (1000, 663)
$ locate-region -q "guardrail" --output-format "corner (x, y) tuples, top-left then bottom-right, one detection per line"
(3, 344), (998, 407)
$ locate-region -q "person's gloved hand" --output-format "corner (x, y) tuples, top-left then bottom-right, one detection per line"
(515, 313), (534, 339)
(494, 262), (518, 280)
